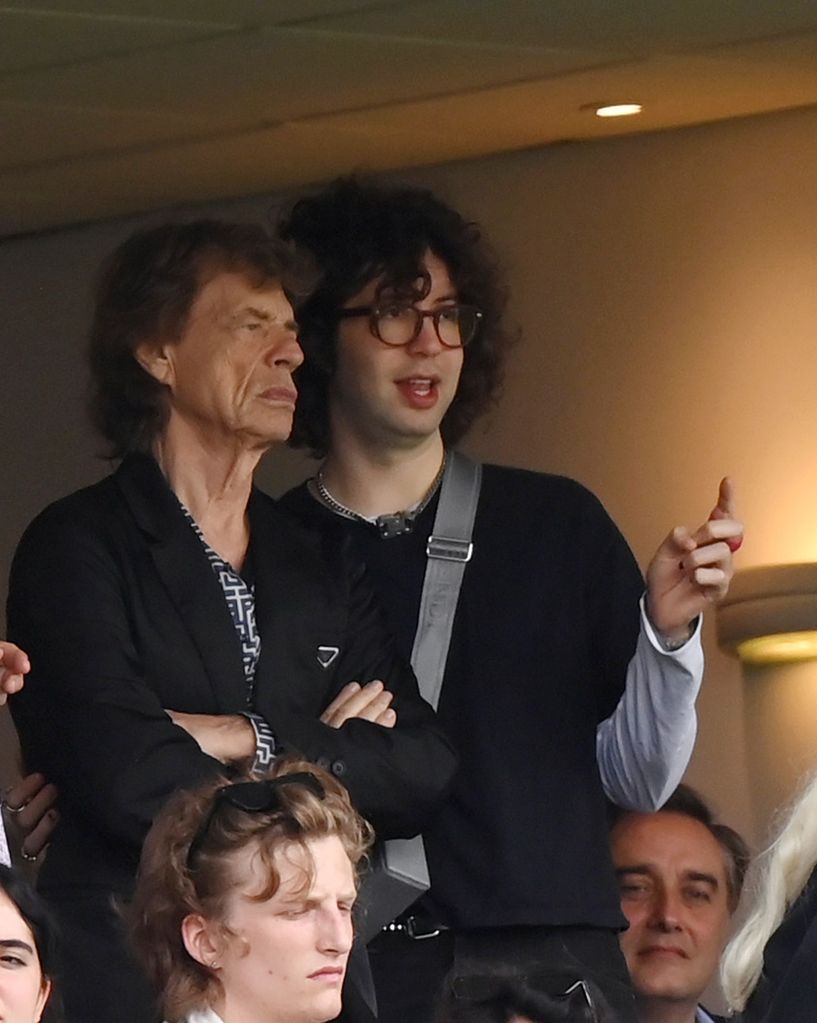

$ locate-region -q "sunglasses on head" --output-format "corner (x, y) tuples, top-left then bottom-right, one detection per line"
(186, 772), (326, 869)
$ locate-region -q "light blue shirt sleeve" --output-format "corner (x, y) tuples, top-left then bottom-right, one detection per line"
(596, 594), (704, 810)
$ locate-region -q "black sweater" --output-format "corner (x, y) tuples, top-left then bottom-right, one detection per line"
(282, 462), (644, 930)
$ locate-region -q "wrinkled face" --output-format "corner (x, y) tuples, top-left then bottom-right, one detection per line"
(139, 271), (303, 452)
(0, 890), (51, 1023)
(330, 251), (464, 453)
(203, 835), (356, 1023)
(611, 812), (733, 1012)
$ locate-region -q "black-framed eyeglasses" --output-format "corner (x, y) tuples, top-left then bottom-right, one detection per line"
(337, 303), (483, 349)
(186, 773), (326, 869)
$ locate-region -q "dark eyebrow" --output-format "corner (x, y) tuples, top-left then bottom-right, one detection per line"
(684, 871), (719, 888)
(614, 866), (720, 890)
(615, 865), (652, 878)
(237, 306), (299, 333)
(381, 294), (460, 306)
(0, 938), (35, 953)
(244, 305), (271, 320)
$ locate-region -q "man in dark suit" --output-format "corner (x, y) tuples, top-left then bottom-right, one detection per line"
(7, 219), (456, 1023)
(610, 785), (750, 1023)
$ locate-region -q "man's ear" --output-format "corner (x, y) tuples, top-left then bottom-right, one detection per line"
(135, 339), (174, 386)
(181, 913), (224, 970)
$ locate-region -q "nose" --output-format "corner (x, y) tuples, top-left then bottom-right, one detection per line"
(270, 327), (304, 370)
(405, 313), (444, 357)
(317, 906), (354, 955)
(648, 888), (683, 932)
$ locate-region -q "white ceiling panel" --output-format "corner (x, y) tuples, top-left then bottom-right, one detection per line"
(0, 7), (240, 75)
(0, 1), (408, 27)
(1, 25), (618, 119)
(302, 0), (817, 53)
(3, 1), (817, 237)
(0, 100), (213, 169)
(296, 46), (817, 149)
(0, 121), (351, 236)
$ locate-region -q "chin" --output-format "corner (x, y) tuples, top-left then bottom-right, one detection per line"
(635, 979), (694, 1002)
(308, 993), (343, 1023)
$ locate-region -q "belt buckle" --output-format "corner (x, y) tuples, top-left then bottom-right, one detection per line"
(404, 915), (442, 940)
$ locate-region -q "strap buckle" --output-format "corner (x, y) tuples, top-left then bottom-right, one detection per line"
(381, 914), (445, 940)
(405, 915), (443, 940)
(426, 535), (473, 563)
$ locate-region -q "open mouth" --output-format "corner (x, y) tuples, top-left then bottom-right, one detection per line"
(396, 376), (440, 407)
(407, 378), (433, 396)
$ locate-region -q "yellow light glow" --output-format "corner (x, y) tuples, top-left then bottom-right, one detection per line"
(737, 631), (817, 665)
(595, 103), (642, 118)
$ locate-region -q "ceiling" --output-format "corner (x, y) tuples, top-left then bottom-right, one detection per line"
(4, 0), (817, 239)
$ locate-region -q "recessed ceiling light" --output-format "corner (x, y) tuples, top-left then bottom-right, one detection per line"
(592, 103), (643, 118)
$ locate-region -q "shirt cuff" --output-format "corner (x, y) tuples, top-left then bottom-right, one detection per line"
(640, 594), (702, 655)
(242, 712), (278, 772)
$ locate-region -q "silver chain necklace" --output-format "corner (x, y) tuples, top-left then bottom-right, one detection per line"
(312, 455), (447, 539)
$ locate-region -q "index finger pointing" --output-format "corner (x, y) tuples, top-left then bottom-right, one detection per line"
(712, 476), (736, 520)
(709, 477), (742, 552)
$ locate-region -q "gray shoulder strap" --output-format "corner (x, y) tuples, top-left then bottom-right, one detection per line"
(410, 451), (482, 709)
(366, 452), (481, 938)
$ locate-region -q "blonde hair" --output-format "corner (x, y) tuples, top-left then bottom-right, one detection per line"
(721, 771), (817, 1010)
(128, 756), (372, 1022)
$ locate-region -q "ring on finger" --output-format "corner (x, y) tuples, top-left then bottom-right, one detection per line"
(20, 847), (38, 863)
(0, 791), (26, 815)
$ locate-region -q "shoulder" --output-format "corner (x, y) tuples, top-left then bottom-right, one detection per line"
(278, 477), (340, 531)
(175, 1010), (225, 1023)
(279, 477), (312, 513)
(253, 483), (330, 547)
(472, 463), (639, 590)
(15, 470), (120, 548)
(253, 484), (364, 589)
(477, 462), (618, 531)
(8, 471), (129, 610)
(16, 453), (174, 546)
(480, 462), (598, 502)
(697, 1009), (726, 1023)
(278, 478), (361, 555)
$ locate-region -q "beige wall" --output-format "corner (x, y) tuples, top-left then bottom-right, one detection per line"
(4, 105), (817, 870)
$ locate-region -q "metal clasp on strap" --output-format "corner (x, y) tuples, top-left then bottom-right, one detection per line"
(382, 915), (446, 940)
(405, 916), (443, 940)
(426, 534), (473, 563)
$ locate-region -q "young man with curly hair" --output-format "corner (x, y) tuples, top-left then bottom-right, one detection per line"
(278, 178), (743, 1023)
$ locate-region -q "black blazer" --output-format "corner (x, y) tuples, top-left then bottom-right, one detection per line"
(7, 454), (455, 1019)
(9, 453), (455, 886)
